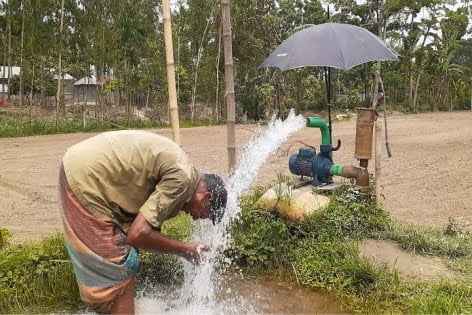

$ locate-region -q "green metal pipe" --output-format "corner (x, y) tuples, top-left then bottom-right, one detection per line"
(306, 117), (331, 146)
(330, 165), (370, 196)
(330, 165), (343, 176)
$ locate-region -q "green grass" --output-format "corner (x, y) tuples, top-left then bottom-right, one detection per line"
(380, 220), (472, 258)
(2, 183), (471, 313)
(0, 212), (193, 313)
(229, 183), (472, 313)
(0, 234), (81, 313)
(0, 114), (220, 138)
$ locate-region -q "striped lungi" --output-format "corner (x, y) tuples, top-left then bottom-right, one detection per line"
(58, 165), (140, 312)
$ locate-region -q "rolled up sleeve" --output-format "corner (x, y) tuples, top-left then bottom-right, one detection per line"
(139, 171), (191, 230)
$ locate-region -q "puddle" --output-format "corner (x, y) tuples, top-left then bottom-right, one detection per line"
(218, 275), (345, 314)
(359, 239), (456, 280)
(136, 274), (346, 314)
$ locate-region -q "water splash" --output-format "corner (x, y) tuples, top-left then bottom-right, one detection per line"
(137, 109), (306, 314)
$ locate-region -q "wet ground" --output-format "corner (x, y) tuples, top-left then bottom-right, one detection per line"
(136, 274), (345, 314)
(359, 239), (456, 280)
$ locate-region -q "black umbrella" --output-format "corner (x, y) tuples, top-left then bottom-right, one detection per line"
(260, 22), (399, 71)
(260, 22), (399, 144)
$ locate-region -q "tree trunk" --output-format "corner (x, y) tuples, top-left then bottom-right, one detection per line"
(2, 33), (7, 99)
(28, 21), (34, 108)
(7, 1), (12, 101)
(449, 82), (453, 111)
(162, 0), (181, 145)
(145, 87), (150, 110)
(19, 2), (26, 107)
(177, 28), (180, 102)
(222, 0), (236, 172)
(407, 55), (412, 109)
(56, 0), (65, 128)
(29, 66), (35, 122)
(406, 13), (416, 111)
(190, 12), (213, 122)
(412, 70), (422, 110)
(215, 17), (223, 123)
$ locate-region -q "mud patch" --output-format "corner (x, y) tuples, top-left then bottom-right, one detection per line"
(220, 275), (345, 314)
(136, 275), (345, 314)
(359, 239), (456, 280)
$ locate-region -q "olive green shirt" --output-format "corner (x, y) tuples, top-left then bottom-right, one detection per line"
(63, 130), (200, 232)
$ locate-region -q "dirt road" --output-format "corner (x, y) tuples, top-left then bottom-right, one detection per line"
(1, 111), (471, 242)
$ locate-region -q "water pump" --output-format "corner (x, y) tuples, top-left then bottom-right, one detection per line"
(288, 116), (370, 195)
(289, 117), (339, 186)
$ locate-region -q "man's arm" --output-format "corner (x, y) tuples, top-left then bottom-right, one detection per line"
(127, 212), (207, 262)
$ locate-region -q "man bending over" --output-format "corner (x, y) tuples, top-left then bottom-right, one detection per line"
(58, 130), (227, 314)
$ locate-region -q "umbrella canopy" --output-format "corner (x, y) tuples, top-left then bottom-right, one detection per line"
(260, 22), (399, 71)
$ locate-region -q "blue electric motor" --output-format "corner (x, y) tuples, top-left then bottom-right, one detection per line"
(289, 145), (334, 186)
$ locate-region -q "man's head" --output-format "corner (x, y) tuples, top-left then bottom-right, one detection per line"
(185, 173), (227, 224)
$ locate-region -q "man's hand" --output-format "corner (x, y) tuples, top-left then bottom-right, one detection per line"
(183, 242), (210, 264)
(128, 213), (211, 262)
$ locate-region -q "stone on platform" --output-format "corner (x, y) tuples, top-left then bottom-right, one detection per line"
(257, 183), (330, 221)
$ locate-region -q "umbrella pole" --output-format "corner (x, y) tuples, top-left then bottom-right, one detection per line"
(324, 68), (333, 146)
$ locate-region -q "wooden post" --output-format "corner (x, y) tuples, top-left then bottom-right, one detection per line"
(372, 70), (382, 205)
(221, 0), (236, 172)
(162, 0), (181, 145)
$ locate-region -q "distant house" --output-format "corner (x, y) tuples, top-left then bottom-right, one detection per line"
(0, 66), (21, 95)
(1, 66), (74, 100)
(74, 76), (102, 103)
(52, 71), (75, 101)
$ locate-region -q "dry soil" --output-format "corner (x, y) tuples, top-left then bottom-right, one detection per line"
(1, 111), (471, 242)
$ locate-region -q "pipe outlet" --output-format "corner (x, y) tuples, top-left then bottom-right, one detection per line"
(330, 165), (370, 195)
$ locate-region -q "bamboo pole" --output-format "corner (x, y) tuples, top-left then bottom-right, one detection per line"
(221, 0), (236, 172)
(374, 4), (386, 205)
(56, 0), (65, 128)
(162, 0), (181, 145)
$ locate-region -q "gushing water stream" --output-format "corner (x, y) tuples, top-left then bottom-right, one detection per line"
(137, 110), (306, 314)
